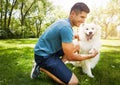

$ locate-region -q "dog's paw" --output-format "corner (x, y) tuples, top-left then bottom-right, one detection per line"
(89, 49), (94, 54)
(88, 74), (94, 78)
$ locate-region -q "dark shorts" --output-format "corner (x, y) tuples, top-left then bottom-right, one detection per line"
(34, 50), (72, 84)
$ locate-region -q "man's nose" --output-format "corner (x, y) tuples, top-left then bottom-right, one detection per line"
(82, 19), (85, 23)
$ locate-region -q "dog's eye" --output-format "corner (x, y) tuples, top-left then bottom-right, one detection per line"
(92, 28), (94, 30)
(86, 28), (88, 30)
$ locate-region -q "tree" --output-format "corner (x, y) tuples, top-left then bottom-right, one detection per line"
(0, 0), (17, 38)
(32, 0), (54, 37)
(87, 0), (120, 39)
(8, 0), (17, 29)
(0, 0), (67, 39)
(18, 0), (36, 38)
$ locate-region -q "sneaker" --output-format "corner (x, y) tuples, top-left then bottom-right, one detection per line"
(30, 62), (40, 79)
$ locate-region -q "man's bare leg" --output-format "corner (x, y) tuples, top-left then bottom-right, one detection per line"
(40, 68), (66, 85)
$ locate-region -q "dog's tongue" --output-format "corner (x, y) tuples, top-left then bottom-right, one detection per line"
(86, 34), (93, 41)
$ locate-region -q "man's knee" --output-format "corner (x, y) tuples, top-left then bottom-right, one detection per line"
(68, 73), (79, 85)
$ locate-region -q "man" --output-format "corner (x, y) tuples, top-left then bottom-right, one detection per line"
(30, 2), (98, 85)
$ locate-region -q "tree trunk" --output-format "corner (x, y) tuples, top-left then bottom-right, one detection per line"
(20, 1), (35, 38)
(4, 0), (8, 31)
(0, 0), (3, 29)
(8, 0), (17, 29)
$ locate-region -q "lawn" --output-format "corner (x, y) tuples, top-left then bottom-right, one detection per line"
(0, 39), (120, 85)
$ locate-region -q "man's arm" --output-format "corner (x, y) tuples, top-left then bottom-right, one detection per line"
(62, 42), (98, 61)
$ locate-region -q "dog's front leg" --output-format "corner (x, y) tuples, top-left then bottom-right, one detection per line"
(82, 61), (94, 78)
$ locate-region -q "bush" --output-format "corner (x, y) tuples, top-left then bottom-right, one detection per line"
(0, 30), (8, 39)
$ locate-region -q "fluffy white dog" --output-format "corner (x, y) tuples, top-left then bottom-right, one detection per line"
(72, 23), (102, 78)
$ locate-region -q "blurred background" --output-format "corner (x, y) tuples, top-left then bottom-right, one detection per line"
(0, 0), (120, 39)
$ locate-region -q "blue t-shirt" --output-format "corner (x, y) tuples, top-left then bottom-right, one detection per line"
(34, 18), (73, 57)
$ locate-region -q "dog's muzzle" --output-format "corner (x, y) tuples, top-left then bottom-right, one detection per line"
(86, 33), (94, 41)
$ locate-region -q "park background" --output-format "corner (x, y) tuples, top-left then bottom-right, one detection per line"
(0, 0), (120, 85)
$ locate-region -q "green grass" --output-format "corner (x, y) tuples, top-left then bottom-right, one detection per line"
(0, 39), (120, 85)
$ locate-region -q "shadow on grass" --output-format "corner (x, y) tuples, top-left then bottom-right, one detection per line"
(0, 46), (57, 85)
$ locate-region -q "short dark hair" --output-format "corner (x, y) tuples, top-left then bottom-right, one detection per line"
(70, 2), (90, 14)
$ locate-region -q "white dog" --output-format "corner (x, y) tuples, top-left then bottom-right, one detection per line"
(72, 23), (101, 78)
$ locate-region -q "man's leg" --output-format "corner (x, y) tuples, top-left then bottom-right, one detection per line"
(68, 73), (78, 85)
(40, 68), (66, 85)
(40, 55), (78, 85)
(40, 68), (78, 85)
(30, 62), (40, 79)
(31, 53), (79, 84)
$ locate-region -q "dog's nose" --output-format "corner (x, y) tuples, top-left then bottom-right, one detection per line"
(89, 32), (92, 34)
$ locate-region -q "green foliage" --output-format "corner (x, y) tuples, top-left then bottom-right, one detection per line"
(1, 0), (120, 39)
(0, 0), (57, 38)
(0, 39), (120, 85)
(0, 30), (8, 39)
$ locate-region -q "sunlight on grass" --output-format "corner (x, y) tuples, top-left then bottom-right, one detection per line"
(101, 39), (120, 52)
(17, 44), (35, 48)
(102, 39), (120, 46)
(115, 59), (120, 63)
(0, 39), (36, 48)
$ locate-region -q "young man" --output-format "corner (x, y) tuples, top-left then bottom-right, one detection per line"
(31, 2), (98, 85)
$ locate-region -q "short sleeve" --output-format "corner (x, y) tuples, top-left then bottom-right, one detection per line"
(60, 26), (73, 43)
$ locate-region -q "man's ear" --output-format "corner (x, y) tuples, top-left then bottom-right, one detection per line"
(71, 10), (76, 16)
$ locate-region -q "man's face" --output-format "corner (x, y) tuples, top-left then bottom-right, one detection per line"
(71, 11), (88, 27)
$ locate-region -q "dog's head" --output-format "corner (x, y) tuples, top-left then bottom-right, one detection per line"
(79, 23), (101, 41)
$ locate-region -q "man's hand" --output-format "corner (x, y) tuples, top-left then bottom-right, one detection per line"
(89, 49), (98, 58)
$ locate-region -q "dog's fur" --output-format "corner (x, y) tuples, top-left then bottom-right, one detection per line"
(72, 23), (101, 78)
